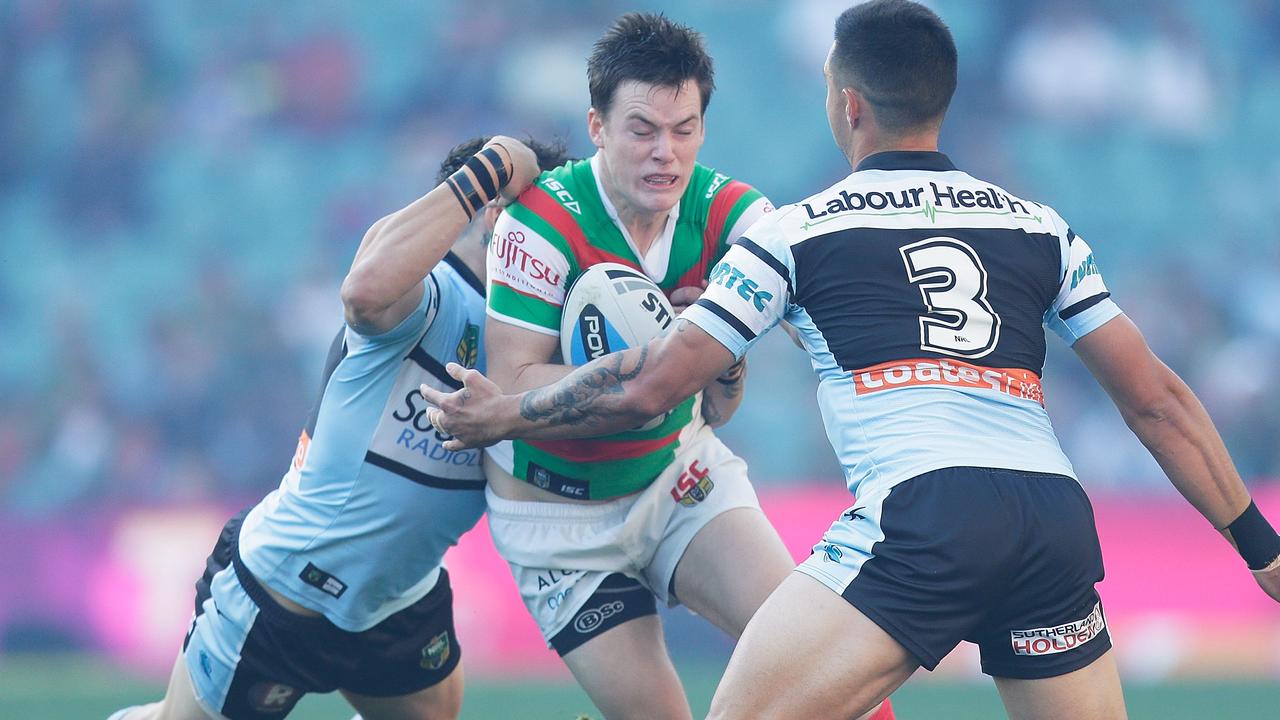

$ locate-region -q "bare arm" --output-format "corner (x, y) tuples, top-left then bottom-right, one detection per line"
(341, 137), (538, 335)
(484, 316), (577, 392)
(1073, 314), (1249, 528)
(423, 320), (736, 445)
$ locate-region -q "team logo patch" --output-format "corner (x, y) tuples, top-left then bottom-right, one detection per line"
(822, 544), (844, 563)
(669, 459), (714, 506)
(420, 631), (452, 670)
(1011, 602), (1106, 656)
(455, 323), (479, 368)
(299, 563), (347, 598)
(249, 683), (297, 713)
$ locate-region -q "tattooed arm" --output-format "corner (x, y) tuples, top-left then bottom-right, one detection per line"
(420, 320), (737, 450)
(699, 357), (747, 428)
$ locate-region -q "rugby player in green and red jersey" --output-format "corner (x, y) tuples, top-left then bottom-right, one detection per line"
(478, 13), (891, 720)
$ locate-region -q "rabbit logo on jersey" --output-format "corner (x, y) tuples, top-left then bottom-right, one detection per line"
(1011, 603), (1106, 656)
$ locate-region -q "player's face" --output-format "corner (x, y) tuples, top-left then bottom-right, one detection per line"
(824, 45), (853, 157)
(589, 79), (705, 219)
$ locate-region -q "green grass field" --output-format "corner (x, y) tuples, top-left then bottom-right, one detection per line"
(2, 654), (1275, 719)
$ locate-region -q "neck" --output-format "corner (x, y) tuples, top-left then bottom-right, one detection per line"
(846, 128), (940, 170)
(598, 156), (668, 253)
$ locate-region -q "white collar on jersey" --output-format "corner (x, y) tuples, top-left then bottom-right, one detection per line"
(590, 151), (679, 282)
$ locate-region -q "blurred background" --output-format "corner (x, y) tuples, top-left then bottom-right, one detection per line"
(2, 0), (1279, 717)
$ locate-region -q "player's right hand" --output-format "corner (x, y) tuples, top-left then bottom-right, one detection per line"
(485, 135), (540, 206)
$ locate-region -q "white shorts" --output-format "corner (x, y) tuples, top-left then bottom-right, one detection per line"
(485, 425), (761, 645)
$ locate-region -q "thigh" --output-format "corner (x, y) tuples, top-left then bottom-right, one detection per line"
(708, 573), (917, 720)
(561, 613), (692, 720)
(671, 506), (793, 638)
(994, 649), (1127, 720)
(125, 652), (221, 720)
(341, 663), (464, 720)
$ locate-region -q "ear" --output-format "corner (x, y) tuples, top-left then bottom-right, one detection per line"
(843, 87), (861, 129)
(587, 108), (606, 149)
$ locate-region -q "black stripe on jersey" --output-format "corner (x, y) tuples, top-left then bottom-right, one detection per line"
(605, 267), (647, 281)
(441, 251), (485, 296)
(304, 327), (349, 436)
(694, 298), (757, 341)
(734, 237), (793, 295)
(364, 451), (485, 490)
(408, 345), (463, 389)
(1066, 228), (1077, 245)
(1059, 292), (1111, 320)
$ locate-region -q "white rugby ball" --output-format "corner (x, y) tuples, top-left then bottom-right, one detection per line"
(560, 262), (675, 430)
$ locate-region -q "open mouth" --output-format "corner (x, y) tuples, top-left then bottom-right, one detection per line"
(643, 174), (678, 188)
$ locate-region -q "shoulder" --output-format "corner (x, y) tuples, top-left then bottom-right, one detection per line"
(684, 162), (764, 207)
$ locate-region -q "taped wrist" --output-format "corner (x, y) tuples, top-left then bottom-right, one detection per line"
(1227, 500), (1280, 570)
(445, 146), (511, 219)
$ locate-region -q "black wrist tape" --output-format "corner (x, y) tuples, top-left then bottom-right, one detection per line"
(446, 165), (486, 219)
(479, 146), (510, 186)
(463, 154), (498, 199)
(1228, 500), (1280, 570)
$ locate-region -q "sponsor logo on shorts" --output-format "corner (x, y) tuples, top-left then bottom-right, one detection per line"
(1011, 602), (1106, 656)
(669, 459), (714, 506)
(249, 683), (296, 713)
(536, 569), (579, 591)
(420, 631), (452, 670)
(852, 357), (1044, 407)
(822, 544), (844, 563)
(573, 600), (626, 634)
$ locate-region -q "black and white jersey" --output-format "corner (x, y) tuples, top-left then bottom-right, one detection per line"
(682, 151), (1121, 500)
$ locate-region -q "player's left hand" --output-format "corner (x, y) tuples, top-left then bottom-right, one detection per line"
(419, 363), (510, 450)
(1253, 556), (1280, 602)
(669, 280), (708, 315)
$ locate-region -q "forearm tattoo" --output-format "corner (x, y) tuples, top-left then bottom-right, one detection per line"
(519, 346), (649, 426)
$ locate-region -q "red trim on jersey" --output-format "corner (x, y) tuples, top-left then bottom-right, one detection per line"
(519, 184), (637, 270)
(527, 431), (680, 463)
(676, 180), (753, 289)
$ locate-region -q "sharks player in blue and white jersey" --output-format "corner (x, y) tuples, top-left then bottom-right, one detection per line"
(422, 3), (1280, 719)
(111, 135), (566, 720)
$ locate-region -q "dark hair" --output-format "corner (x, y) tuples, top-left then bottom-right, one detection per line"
(832, 0), (957, 132)
(587, 12), (715, 117)
(435, 136), (570, 186)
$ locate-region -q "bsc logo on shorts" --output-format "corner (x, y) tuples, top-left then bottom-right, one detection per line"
(573, 600), (626, 634)
(420, 631), (452, 670)
(669, 459), (714, 506)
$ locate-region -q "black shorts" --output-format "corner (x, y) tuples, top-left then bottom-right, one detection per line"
(800, 467), (1110, 679)
(182, 510), (461, 719)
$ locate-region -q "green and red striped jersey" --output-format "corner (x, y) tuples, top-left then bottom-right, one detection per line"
(485, 154), (771, 499)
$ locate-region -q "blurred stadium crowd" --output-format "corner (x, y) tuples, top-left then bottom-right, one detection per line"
(3, 0), (1280, 518)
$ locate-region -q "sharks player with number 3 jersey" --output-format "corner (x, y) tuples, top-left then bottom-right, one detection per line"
(109, 136), (566, 720)
(422, 3), (1280, 719)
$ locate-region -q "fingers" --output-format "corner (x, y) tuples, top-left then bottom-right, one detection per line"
(419, 383), (450, 407)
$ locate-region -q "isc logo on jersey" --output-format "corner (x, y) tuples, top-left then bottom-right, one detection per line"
(560, 263), (674, 431)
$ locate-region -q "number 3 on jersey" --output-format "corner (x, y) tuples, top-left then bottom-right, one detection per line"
(899, 237), (1001, 359)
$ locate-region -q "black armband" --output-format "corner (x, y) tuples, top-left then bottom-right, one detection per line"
(445, 145), (512, 220)
(1227, 500), (1280, 570)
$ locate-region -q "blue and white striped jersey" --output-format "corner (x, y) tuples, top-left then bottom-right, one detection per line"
(682, 151), (1121, 501)
(237, 254), (487, 632)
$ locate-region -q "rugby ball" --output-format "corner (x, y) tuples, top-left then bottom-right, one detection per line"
(560, 263), (674, 365)
(560, 263), (675, 430)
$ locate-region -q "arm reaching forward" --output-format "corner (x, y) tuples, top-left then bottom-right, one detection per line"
(421, 320), (736, 448)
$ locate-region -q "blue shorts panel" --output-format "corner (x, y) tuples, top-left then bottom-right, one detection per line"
(182, 510), (461, 719)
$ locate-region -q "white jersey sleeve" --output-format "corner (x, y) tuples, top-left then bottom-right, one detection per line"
(1044, 228), (1122, 345)
(681, 210), (793, 359)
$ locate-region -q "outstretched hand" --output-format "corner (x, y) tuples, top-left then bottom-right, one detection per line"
(419, 363), (511, 450)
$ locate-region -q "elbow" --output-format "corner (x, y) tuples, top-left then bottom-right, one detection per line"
(626, 376), (679, 422)
(340, 273), (384, 327)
